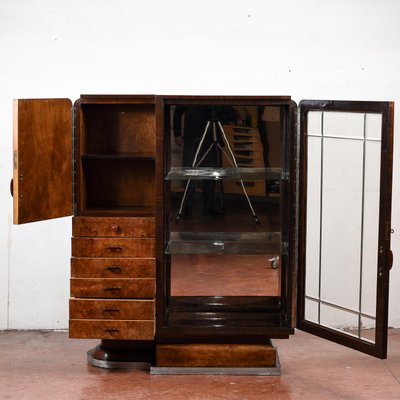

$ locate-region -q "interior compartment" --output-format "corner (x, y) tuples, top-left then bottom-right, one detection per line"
(81, 103), (156, 155)
(77, 102), (156, 215)
(81, 158), (155, 214)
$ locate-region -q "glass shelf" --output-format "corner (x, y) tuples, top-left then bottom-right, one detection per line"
(165, 167), (282, 181)
(165, 231), (284, 255)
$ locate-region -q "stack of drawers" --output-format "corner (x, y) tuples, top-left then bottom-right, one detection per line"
(222, 125), (266, 196)
(69, 216), (156, 340)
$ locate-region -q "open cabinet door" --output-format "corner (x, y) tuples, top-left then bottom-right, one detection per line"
(297, 100), (394, 358)
(13, 99), (73, 224)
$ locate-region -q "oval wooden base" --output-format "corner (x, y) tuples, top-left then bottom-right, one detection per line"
(87, 340), (155, 369)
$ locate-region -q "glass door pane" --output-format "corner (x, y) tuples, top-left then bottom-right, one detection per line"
(298, 100), (394, 358)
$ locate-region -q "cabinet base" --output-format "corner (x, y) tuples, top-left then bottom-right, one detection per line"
(154, 341), (279, 374)
(87, 340), (154, 370)
(87, 340), (280, 375)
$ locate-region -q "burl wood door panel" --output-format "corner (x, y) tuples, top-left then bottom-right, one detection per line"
(71, 237), (155, 258)
(13, 99), (72, 224)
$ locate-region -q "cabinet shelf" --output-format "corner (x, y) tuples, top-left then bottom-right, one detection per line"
(165, 231), (284, 255)
(78, 206), (155, 217)
(81, 152), (155, 161)
(166, 167), (282, 181)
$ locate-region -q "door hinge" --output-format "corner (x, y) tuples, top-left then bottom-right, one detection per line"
(282, 241), (289, 254)
(385, 221), (393, 242)
(72, 106), (76, 214)
(281, 171), (290, 180)
(13, 150), (18, 169)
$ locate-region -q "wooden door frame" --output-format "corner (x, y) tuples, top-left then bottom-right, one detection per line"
(297, 100), (394, 358)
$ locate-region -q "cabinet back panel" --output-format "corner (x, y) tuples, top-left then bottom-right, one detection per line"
(82, 159), (155, 209)
(81, 104), (156, 155)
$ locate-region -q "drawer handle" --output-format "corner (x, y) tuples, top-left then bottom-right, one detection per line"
(103, 328), (119, 333)
(102, 308), (120, 313)
(109, 223), (119, 232)
(105, 266), (122, 272)
(106, 246), (123, 253)
(104, 287), (122, 291)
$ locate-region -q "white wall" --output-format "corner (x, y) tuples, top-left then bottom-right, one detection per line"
(0, 0), (399, 329)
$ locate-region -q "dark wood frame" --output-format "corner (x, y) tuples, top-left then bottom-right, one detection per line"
(155, 96), (296, 343)
(297, 100), (394, 358)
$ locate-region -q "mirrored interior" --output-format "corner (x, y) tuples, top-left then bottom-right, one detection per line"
(305, 111), (382, 343)
(165, 104), (285, 308)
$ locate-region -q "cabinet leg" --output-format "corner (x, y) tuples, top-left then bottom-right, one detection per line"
(87, 340), (155, 370)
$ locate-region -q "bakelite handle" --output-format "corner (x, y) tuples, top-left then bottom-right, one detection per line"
(103, 328), (119, 333)
(105, 266), (122, 272)
(388, 249), (394, 271)
(10, 179), (13, 197)
(106, 246), (123, 253)
(104, 287), (122, 291)
(109, 223), (119, 232)
(102, 308), (120, 313)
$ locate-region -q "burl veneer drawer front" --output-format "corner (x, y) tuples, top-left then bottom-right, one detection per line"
(69, 299), (154, 320)
(70, 278), (155, 298)
(72, 217), (155, 238)
(72, 237), (155, 258)
(69, 319), (154, 340)
(71, 258), (155, 278)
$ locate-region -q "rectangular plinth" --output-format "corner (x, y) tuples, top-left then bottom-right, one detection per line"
(156, 343), (276, 368)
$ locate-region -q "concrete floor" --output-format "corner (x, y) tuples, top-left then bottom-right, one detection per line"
(0, 330), (399, 399)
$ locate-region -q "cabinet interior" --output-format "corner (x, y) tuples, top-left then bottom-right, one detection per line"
(162, 102), (293, 335)
(77, 103), (156, 216)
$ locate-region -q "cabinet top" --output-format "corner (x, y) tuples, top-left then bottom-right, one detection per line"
(78, 94), (292, 104)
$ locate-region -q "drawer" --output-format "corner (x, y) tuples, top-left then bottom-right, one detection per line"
(69, 319), (154, 340)
(72, 237), (155, 258)
(71, 258), (155, 278)
(70, 278), (155, 298)
(73, 216), (155, 238)
(69, 299), (154, 320)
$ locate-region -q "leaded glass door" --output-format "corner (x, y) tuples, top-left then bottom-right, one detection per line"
(297, 100), (394, 358)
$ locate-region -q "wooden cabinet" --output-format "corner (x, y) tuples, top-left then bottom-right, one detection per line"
(12, 95), (395, 372)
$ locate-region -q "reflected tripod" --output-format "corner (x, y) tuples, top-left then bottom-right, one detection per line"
(176, 113), (260, 224)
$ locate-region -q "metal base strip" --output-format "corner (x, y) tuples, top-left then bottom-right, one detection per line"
(87, 350), (151, 370)
(150, 367), (280, 376)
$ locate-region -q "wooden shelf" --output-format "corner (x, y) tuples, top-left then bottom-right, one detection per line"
(78, 206), (155, 217)
(81, 152), (155, 161)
